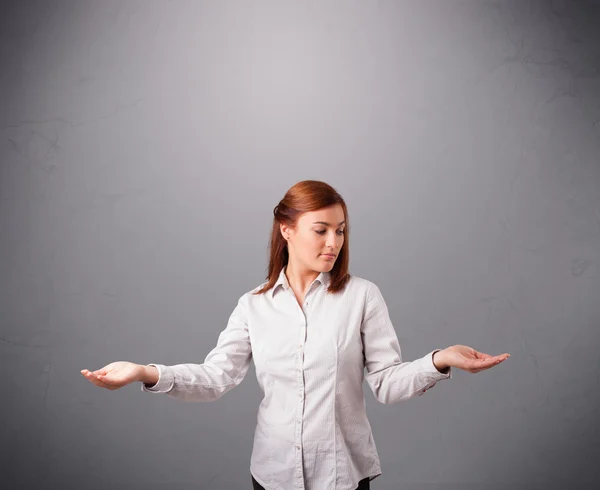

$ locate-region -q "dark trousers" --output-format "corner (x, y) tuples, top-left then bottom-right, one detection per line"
(251, 474), (370, 489)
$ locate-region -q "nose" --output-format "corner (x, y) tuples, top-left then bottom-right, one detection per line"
(326, 231), (341, 249)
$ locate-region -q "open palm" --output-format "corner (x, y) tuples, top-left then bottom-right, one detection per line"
(444, 345), (510, 373)
(80, 361), (142, 390)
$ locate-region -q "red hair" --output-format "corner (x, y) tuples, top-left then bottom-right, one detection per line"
(253, 180), (351, 295)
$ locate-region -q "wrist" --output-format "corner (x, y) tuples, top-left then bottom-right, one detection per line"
(138, 364), (158, 385)
(135, 364), (147, 383)
(432, 349), (450, 373)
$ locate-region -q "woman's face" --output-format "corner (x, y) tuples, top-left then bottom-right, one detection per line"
(281, 204), (346, 273)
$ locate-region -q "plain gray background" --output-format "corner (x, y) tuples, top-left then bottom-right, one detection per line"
(1, 1), (600, 489)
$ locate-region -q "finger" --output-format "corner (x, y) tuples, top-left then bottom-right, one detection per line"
(82, 371), (106, 386)
(474, 351), (510, 361)
(93, 377), (117, 390)
(82, 371), (115, 390)
(491, 353), (510, 359)
(476, 351), (508, 361)
(471, 350), (486, 360)
(96, 373), (122, 386)
(468, 357), (502, 369)
(81, 369), (116, 388)
(476, 356), (509, 371)
(83, 368), (107, 377)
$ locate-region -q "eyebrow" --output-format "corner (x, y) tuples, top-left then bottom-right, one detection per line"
(312, 221), (346, 226)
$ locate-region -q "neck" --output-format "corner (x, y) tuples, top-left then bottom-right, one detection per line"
(285, 260), (320, 295)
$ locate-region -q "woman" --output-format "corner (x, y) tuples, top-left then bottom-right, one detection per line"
(81, 180), (510, 490)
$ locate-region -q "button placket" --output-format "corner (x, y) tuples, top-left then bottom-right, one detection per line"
(294, 306), (307, 487)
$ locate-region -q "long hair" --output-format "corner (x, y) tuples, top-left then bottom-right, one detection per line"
(253, 180), (351, 296)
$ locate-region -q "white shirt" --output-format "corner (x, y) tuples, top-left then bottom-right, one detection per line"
(141, 266), (452, 490)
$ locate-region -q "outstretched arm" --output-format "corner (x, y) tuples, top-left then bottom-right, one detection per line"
(361, 282), (452, 404)
(140, 293), (253, 402)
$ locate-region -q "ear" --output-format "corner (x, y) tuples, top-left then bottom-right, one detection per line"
(280, 223), (291, 240)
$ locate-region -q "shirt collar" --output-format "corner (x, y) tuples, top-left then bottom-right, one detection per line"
(271, 265), (331, 297)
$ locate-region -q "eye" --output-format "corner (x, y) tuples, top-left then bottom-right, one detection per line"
(315, 230), (345, 235)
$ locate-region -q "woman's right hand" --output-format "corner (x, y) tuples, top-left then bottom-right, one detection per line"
(81, 361), (144, 390)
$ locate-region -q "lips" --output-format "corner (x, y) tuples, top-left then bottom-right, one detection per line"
(322, 254), (336, 258)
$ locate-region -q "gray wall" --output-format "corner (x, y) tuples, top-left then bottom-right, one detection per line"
(2, 1), (599, 489)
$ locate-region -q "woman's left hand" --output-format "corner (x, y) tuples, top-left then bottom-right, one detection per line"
(437, 345), (510, 373)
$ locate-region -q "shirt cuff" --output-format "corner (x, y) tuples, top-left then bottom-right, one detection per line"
(140, 363), (174, 393)
(430, 349), (452, 379)
(411, 350), (452, 396)
(419, 349), (453, 380)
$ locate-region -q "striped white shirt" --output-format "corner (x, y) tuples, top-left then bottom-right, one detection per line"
(141, 266), (452, 489)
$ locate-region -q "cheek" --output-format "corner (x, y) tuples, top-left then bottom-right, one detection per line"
(309, 237), (323, 252)
(300, 236), (319, 252)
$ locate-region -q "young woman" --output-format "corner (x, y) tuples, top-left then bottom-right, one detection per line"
(81, 180), (510, 490)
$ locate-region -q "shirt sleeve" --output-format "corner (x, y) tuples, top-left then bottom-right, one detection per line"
(361, 282), (452, 404)
(140, 293), (252, 402)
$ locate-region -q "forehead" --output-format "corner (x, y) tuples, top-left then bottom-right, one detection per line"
(299, 204), (345, 225)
